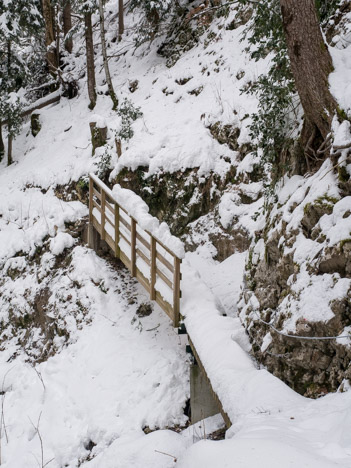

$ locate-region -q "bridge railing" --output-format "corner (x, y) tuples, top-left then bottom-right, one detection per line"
(89, 173), (181, 327)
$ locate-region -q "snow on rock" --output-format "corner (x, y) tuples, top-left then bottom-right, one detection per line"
(111, 182), (185, 258)
(50, 232), (75, 255)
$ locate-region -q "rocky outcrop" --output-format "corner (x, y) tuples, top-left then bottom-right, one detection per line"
(240, 165), (351, 397)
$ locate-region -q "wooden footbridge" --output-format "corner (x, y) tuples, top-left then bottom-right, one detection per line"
(88, 173), (231, 428)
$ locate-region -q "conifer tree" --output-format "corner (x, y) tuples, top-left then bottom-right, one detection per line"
(0, 0), (42, 164)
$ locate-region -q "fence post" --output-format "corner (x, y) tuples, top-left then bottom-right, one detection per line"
(131, 218), (136, 277)
(173, 256), (181, 328)
(88, 176), (94, 248)
(150, 236), (156, 300)
(101, 190), (106, 241)
(114, 204), (120, 258)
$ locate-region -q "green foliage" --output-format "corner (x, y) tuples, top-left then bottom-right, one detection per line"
(95, 145), (113, 180)
(316, 0), (341, 23)
(0, 95), (23, 138)
(129, 0), (174, 45)
(238, 0), (341, 181)
(116, 99), (143, 141)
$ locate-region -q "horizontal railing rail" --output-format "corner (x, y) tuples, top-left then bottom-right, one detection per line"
(89, 173), (182, 327)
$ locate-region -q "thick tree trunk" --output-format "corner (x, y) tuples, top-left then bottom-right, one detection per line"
(42, 0), (58, 75)
(280, 0), (337, 145)
(98, 0), (118, 110)
(85, 12), (97, 110)
(118, 0), (124, 42)
(0, 124), (4, 161)
(63, 0), (73, 53)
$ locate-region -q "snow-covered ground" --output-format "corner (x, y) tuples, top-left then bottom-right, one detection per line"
(1, 1), (351, 467)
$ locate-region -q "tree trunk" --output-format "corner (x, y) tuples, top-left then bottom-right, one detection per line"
(7, 134), (13, 166)
(118, 0), (124, 42)
(63, 0), (73, 53)
(85, 12), (97, 110)
(0, 124), (4, 161)
(280, 0), (337, 148)
(98, 0), (118, 110)
(42, 0), (58, 75)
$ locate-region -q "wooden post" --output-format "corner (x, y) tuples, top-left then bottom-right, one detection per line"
(173, 257), (181, 328)
(114, 203), (120, 258)
(150, 236), (156, 300)
(131, 218), (136, 277)
(89, 176), (93, 224)
(101, 190), (106, 240)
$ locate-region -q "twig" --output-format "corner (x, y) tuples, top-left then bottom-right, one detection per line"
(154, 450), (177, 462)
(146, 323), (160, 332)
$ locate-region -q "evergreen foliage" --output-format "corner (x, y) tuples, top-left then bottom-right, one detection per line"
(116, 99), (143, 141)
(237, 0), (341, 179)
(0, 0), (44, 155)
(129, 0), (174, 45)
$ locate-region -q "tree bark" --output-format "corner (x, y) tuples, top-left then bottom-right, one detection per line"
(42, 0), (58, 75)
(63, 0), (73, 53)
(98, 0), (118, 110)
(0, 124), (4, 161)
(7, 134), (12, 166)
(118, 0), (124, 42)
(280, 0), (337, 145)
(85, 12), (97, 110)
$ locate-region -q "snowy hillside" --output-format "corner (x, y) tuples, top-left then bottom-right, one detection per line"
(0, 0), (351, 467)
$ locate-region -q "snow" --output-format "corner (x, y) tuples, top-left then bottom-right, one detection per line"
(50, 231), (75, 255)
(0, 1), (350, 467)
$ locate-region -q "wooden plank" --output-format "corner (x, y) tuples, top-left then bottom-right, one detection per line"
(92, 199), (101, 212)
(105, 214), (114, 227)
(89, 177), (93, 224)
(101, 190), (106, 241)
(114, 204), (120, 258)
(136, 268), (151, 294)
(131, 218), (136, 277)
(119, 230), (131, 245)
(188, 336), (232, 428)
(156, 251), (174, 273)
(92, 217), (102, 235)
(156, 265), (173, 290)
(120, 216), (131, 232)
(155, 290), (174, 321)
(105, 200), (114, 213)
(173, 257), (181, 328)
(120, 250), (131, 271)
(136, 247), (150, 266)
(136, 231), (151, 250)
(104, 231), (115, 252)
(93, 187), (101, 200)
(150, 237), (156, 301)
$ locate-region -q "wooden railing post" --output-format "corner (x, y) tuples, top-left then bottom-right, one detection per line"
(114, 203), (120, 258)
(89, 176), (93, 224)
(101, 190), (106, 240)
(173, 256), (181, 328)
(131, 218), (136, 277)
(150, 236), (156, 300)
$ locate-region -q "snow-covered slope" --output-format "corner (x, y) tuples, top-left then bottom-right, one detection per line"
(1, 1), (351, 467)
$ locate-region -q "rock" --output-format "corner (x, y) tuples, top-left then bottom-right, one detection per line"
(31, 113), (41, 137)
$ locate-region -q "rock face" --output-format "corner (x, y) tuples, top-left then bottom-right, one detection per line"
(239, 162), (351, 397)
(114, 166), (237, 236)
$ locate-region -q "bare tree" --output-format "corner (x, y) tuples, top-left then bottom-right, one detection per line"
(118, 0), (124, 42)
(41, 0), (58, 75)
(63, 0), (73, 53)
(98, 0), (118, 110)
(280, 0), (337, 153)
(84, 12), (97, 109)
